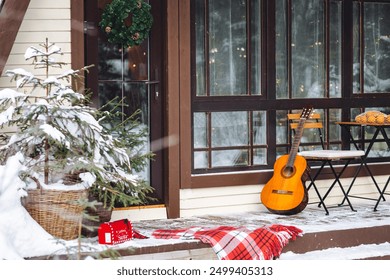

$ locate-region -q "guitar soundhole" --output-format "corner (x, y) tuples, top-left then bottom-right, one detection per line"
(282, 166), (295, 178)
(272, 190), (294, 195)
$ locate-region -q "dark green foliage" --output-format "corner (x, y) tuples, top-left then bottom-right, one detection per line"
(0, 39), (154, 208)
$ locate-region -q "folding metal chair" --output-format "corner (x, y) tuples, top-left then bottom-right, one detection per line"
(288, 112), (365, 215)
(374, 176), (390, 211)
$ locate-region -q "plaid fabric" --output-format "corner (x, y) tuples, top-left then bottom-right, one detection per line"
(152, 224), (302, 260)
(133, 229), (148, 239)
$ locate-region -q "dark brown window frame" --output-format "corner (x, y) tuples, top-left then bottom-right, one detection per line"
(188, 0), (390, 189)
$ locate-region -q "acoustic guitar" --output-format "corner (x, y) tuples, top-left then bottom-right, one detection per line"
(261, 107), (312, 215)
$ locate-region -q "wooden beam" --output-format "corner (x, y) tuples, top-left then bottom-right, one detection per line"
(166, 0), (181, 218)
(0, 0), (31, 75)
(70, 0), (85, 92)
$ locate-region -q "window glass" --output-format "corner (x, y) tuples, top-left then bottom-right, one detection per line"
(353, 2), (361, 93)
(329, 1), (342, 97)
(253, 111), (267, 145)
(208, 0), (247, 96)
(193, 110), (267, 170)
(194, 0), (206, 96)
(253, 148), (267, 165)
(251, 0), (262, 95)
(291, 0), (325, 98)
(194, 151), (208, 169)
(364, 3), (390, 93)
(354, 2), (390, 93)
(211, 112), (248, 147)
(275, 0), (288, 99)
(194, 112), (208, 148)
(192, 0), (390, 174)
(350, 107), (390, 158)
(212, 149), (249, 167)
(329, 109), (342, 147)
(276, 0), (341, 98)
(300, 109), (324, 148)
(195, 0), (262, 97)
(276, 110), (288, 145)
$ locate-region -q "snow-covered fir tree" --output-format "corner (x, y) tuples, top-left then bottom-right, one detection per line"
(0, 39), (153, 208)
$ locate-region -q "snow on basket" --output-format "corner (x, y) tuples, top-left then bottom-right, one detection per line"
(22, 188), (87, 240)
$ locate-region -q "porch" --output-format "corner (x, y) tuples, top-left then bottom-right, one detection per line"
(34, 198), (390, 260)
(116, 202), (390, 260)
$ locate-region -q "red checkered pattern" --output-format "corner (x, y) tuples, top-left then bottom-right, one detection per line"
(152, 224), (302, 260)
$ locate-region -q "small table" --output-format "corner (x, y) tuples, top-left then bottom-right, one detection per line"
(336, 121), (390, 210)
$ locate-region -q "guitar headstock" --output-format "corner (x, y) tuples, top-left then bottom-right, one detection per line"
(300, 106), (314, 120)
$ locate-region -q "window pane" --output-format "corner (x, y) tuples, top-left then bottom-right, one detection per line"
(253, 111), (266, 145)
(193, 110), (268, 170)
(98, 44), (123, 80)
(251, 0), (261, 95)
(276, 110), (288, 144)
(291, 0), (325, 98)
(212, 150), (248, 167)
(194, 151), (208, 169)
(329, 1), (342, 98)
(194, 112), (208, 148)
(353, 2), (361, 93)
(329, 109), (341, 144)
(354, 2), (390, 93)
(301, 109), (324, 146)
(363, 3), (390, 93)
(124, 83), (149, 125)
(99, 82), (122, 108)
(195, 0), (206, 96)
(124, 43), (148, 80)
(253, 148), (267, 165)
(209, 0), (247, 96)
(275, 0), (288, 99)
(357, 107), (390, 158)
(211, 112), (248, 147)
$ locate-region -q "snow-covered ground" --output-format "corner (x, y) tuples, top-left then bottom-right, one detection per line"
(280, 242), (390, 260)
(1, 152), (390, 260)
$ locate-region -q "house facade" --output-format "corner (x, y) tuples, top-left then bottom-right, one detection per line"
(1, 0), (390, 219)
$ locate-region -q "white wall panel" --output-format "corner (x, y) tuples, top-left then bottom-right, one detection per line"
(0, 0), (72, 90)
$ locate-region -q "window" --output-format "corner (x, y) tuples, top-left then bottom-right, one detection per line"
(276, 0), (342, 99)
(351, 1), (390, 158)
(193, 0), (265, 173)
(192, 0), (390, 176)
(353, 1), (390, 93)
(194, 0), (261, 97)
(193, 111), (267, 169)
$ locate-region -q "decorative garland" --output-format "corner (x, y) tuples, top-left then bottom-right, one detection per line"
(99, 0), (153, 48)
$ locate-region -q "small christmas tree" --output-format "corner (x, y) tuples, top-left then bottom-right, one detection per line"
(0, 39), (153, 208)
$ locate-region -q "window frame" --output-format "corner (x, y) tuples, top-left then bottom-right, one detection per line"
(189, 0), (390, 187)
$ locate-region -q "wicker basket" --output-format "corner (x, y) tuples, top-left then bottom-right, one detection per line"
(22, 189), (87, 240)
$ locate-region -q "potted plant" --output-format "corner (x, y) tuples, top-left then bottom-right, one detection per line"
(0, 39), (154, 240)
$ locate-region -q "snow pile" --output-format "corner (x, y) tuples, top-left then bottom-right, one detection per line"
(0, 153), (66, 260)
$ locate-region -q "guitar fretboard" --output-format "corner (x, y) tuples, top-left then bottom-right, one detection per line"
(286, 117), (306, 169)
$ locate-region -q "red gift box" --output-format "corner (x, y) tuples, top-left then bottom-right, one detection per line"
(98, 219), (133, 245)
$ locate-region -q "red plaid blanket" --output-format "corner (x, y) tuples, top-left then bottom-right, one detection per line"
(152, 224), (302, 260)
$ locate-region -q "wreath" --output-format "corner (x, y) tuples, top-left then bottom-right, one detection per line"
(99, 0), (153, 48)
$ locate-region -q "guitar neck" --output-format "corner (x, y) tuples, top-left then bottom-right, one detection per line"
(286, 118), (305, 168)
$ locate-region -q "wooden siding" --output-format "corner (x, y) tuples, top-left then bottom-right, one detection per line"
(0, 0), (71, 90)
(178, 176), (387, 217)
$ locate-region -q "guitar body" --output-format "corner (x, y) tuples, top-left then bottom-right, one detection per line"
(261, 154), (308, 215)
